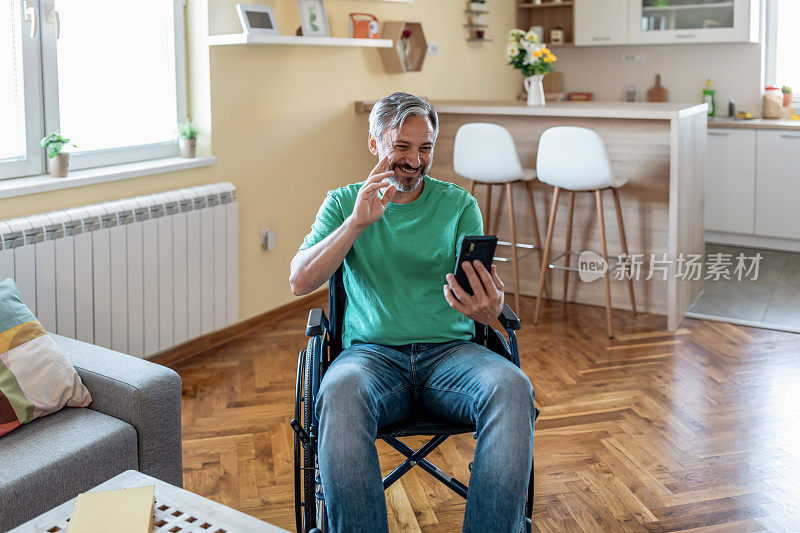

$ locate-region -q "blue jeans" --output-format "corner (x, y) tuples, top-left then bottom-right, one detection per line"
(315, 340), (536, 533)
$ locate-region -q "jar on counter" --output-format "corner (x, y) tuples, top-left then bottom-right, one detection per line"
(763, 86), (783, 119)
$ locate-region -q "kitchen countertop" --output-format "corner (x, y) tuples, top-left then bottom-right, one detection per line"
(708, 117), (800, 131)
(355, 100), (708, 120)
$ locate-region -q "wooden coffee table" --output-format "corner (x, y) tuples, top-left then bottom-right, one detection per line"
(10, 470), (289, 532)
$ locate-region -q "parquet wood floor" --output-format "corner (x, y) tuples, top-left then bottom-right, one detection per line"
(171, 293), (800, 532)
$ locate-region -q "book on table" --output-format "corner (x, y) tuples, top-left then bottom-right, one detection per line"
(66, 485), (155, 533)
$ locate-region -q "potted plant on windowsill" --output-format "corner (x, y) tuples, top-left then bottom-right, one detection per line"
(177, 122), (199, 158)
(782, 86), (793, 108)
(40, 133), (77, 178)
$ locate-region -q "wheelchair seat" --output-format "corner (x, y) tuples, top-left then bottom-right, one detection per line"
(377, 410), (475, 438)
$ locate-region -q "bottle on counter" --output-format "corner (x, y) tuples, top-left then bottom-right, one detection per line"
(703, 79), (716, 116)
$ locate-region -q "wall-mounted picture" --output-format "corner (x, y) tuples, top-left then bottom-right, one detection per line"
(297, 0), (330, 37)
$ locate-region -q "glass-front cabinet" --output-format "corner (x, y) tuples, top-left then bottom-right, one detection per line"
(628, 0), (758, 43)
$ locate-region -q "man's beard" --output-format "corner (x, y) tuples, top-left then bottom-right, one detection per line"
(387, 159), (431, 193)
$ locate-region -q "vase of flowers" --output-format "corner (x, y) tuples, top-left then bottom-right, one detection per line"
(506, 29), (557, 107)
(398, 29), (413, 71)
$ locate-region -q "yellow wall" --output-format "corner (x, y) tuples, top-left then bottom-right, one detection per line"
(0, 0), (519, 321)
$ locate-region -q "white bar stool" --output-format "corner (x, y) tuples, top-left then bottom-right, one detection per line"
(533, 126), (636, 338)
(453, 123), (546, 311)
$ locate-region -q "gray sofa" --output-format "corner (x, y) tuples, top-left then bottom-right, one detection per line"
(0, 334), (183, 531)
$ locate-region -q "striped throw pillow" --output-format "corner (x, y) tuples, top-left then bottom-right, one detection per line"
(0, 278), (91, 437)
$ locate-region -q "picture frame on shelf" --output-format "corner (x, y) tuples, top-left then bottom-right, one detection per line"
(236, 4), (280, 35)
(297, 0), (330, 38)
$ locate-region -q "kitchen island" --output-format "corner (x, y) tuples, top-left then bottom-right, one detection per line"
(355, 100), (708, 331)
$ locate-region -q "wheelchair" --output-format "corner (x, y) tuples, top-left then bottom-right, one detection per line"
(290, 267), (539, 532)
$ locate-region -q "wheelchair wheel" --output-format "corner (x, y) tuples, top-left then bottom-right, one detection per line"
(293, 349), (305, 533)
(295, 339), (326, 532)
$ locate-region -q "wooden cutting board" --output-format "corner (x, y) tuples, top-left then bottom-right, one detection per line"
(647, 74), (668, 102)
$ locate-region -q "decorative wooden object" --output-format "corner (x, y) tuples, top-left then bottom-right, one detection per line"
(517, 1), (574, 46)
(543, 71), (563, 100)
(647, 74), (669, 102)
(378, 21), (427, 73)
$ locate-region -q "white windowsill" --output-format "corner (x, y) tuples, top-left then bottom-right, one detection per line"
(0, 156), (217, 200)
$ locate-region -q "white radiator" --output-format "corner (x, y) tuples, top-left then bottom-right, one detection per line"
(0, 182), (239, 358)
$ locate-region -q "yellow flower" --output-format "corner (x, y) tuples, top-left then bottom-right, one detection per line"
(541, 47), (550, 54)
(533, 50), (542, 58)
(546, 53), (557, 62)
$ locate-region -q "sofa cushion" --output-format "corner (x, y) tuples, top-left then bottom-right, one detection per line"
(0, 407), (138, 530)
(0, 279), (91, 437)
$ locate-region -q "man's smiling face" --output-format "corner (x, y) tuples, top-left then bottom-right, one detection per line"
(369, 114), (436, 193)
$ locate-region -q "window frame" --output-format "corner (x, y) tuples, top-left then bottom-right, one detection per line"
(2, 0), (188, 180)
(763, 0), (779, 87)
(0, 0), (45, 179)
(763, 0), (799, 91)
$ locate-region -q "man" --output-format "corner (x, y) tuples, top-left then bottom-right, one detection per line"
(289, 92), (536, 533)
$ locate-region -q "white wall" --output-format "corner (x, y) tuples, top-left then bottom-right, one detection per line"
(553, 41), (763, 113)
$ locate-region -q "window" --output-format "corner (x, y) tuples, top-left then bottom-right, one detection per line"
(765, 0), (800, 92)
(0, 0), (186, 179)
(1, 0), (43, 178)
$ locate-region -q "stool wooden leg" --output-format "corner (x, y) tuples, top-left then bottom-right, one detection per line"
(493, 185), (506, 237)
(613, 188), (637, 315)
(563, 191), (575, 303)
(505, 182), (521, 312)
(524, 180), (548, 299)
(534, 187), (560, 325)
(468, 180), (476, 197)
(485, 183), (492, 234)
(595, 190), (613, 338)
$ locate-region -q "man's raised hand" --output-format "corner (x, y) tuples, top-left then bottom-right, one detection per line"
(351, 155), (397, 229)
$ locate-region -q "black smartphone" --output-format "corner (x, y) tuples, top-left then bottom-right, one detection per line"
(452, 235), (498, 297)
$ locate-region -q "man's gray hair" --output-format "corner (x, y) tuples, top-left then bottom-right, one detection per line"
(368, 92), (439, 144)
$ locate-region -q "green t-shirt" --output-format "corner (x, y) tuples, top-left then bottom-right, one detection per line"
(300, 175), (483, 349)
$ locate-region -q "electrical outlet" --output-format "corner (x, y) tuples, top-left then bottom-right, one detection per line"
(622, 52), (647, 63)
(427, 43), (440, 56)
(260, 228), (276, 251)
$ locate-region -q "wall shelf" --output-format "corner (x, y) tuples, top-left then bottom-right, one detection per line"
(208, 34), (393, 48)
(518, 1), (573, 7)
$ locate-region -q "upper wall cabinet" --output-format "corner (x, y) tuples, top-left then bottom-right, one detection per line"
(575, 0), (629, 46)
(574, 0), (759, 46)
(627, 0), (759, 44)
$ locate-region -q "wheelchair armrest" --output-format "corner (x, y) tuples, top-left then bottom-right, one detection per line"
(306, 308), (328, 337)
(498, 303), (521, 331)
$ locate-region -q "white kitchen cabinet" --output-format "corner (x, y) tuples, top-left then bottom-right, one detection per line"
(705, 129), (756, 234)
(628, 0), (759, 45)
(755, 130), (800, 240)
(575, 0), (629, 46)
